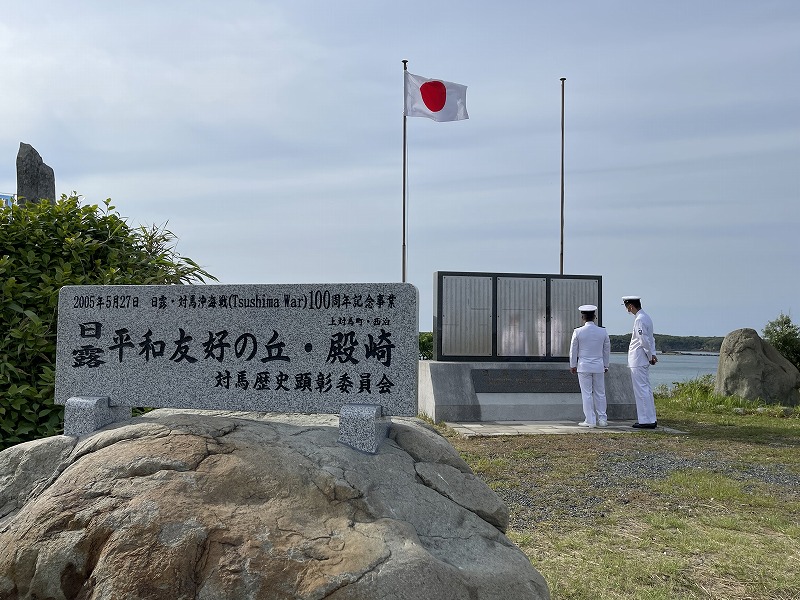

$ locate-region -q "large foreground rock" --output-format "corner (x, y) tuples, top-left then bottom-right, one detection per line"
(715, 328), (800, 405)
(0, 410), (549, 599)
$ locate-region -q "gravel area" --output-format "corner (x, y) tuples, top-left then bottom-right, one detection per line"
(452, 437), (800, 528)
(602, 448), (800, 488)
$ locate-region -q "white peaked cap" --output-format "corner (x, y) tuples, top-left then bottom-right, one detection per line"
(579, 305), (597, 312)
(622, 296), (640, 301)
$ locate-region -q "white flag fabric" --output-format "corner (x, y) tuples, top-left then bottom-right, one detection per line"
(404, 71), (469, 122)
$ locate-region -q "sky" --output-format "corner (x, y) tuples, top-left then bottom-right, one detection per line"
(1, 0), (798, 337)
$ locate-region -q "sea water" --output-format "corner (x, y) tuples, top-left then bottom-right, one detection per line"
(609, 352), (719, 390)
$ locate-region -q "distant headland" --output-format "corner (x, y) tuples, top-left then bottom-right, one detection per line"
(609, 334), (723, 354)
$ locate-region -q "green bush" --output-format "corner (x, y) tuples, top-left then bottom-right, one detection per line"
(419, 332), (433, 360)
(762, 312), (800, 371)
(0, 195), (214, 450)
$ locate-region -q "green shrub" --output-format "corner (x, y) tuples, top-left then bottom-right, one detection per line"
(419, 332), (433, 360)
(0, 195), (214, 450)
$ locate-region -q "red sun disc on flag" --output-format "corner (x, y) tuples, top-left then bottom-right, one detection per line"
(420, 81), (446, 112)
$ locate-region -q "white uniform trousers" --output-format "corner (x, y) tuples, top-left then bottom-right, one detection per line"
(577, 372), (607, 425)
(630, 365), (657, 424)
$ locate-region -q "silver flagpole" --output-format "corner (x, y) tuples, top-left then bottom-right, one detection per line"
(560, 77), (566, 275)
(402, 60), (409, 283)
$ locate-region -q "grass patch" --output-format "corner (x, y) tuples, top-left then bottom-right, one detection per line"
(449, 375), (800, 600)
(655, 374), (800, 445)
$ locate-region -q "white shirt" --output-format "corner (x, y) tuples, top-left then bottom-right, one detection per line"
(628, 309), (657, 367)
(569, 321), (611, 373)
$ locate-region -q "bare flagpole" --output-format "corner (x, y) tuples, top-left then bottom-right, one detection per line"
(402, 60), (409, 283)
(560, 77), (566, 275)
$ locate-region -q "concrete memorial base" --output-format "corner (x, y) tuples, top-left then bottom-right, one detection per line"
(419, 361), (636, 423)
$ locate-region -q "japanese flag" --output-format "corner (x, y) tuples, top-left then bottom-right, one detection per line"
(404, 71), (469, 122)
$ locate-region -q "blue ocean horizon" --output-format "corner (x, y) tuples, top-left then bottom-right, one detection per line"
(609, 352), (719, 389)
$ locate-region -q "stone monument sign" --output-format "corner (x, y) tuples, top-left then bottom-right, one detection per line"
(56, 283), (419, 449)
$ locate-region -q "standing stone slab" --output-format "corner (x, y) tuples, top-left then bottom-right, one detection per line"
(16, 142), (56, 206)
(55, 284), (419, 417)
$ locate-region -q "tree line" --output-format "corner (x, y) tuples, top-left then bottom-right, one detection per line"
(417, 333), (725, 359)
(609, 334), (724, 354)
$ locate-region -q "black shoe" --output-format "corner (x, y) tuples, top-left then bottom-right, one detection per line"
(632, 421), (657, 429)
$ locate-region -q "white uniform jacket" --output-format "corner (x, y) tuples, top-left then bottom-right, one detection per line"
(627, 309), (657, 367)
(569, 322), (611, 374)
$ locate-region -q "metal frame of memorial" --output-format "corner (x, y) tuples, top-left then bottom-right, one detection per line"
(433, 271), (602, 362)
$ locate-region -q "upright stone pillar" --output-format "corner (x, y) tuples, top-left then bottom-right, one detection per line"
(16, 142), (56, 205)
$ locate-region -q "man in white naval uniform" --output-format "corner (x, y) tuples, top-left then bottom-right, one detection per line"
(623, 296), (658, 428)
(569, 304), (611, 428)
